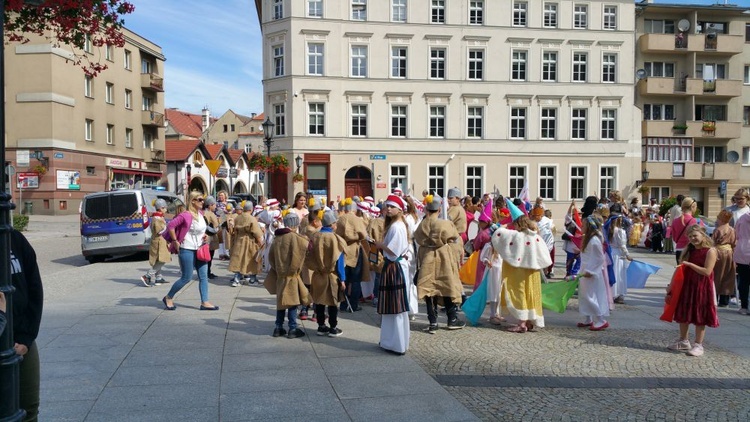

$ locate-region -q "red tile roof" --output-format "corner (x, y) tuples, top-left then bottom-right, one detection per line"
(226, 149), (245, 165)
(204, 144), (224, 160)
(166, 109), (216, 139)
(165, 139), (203, 162)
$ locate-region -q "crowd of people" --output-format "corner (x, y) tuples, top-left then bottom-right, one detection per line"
(145, 186), (750, 358)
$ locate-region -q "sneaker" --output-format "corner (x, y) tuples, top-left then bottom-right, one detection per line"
(154, 278), (167, 285)
(231, 280), (240, 287)
(272, 327), (287, 337)
(410, 315), (417, 321)
(667, 339), (691, 351)
(287, 328), (306, 339)
(327, 327), (343, 337)
(739, 308), (750, 315)
(447, 319), (466, 330)
(687, 343), (704, 357)
(316, 326), (330, 336)
(614, 296), (625, 304)
(208, 273), (217, 280)
(729, 297), (738, 306)
(140, 275), (152, 287)
(299, 309), (308, 320)
(423, 324), (438, 334)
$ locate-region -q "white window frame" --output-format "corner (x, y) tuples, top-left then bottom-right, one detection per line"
(431, 0), (445, 24)
(643, 104), (675, 121)
(539, 165), (557, 200)
(745, 65), (750, 84)
(540, 108), (557, 140)
(573, 4), (587, 29)
(308, 102), (325, 136)
(602, 53), (616, 83)
(644, 61), (675, 77)
(351, 45), (368, 78)
(429, 47), (446, 80)
(307, 43), (324, 76)
(601, 109), (616, 140)
(352, 0), (367, 20)
(509, 165), (528, 199)
(742, 146), (750, 166)
(274, 103), (286, 137)
(105, 82), (114, 104)
(467, 106), (484, 139)
(391, 46), (407, 78)
(84, 76), (93, 98)
(427, 165), (446, 198)
(390, 164), (409, 192)
(143, 130), (154, 150)
(512, 1), (527, 27)
(83, 34), (92, 53)
(125, 128), (133, 148)
(273, 44), (284, 77)
(105, 44), (113, 61)
(510, 107), (527, 140)
(569, 165), (588, 200)
(124, 89), (132, 109)
(599, 165), (617, 200)
(273, 0), (283, 20)
(603, 5), (617, 30)
(468, 49), (484, 81)
(511, 49), (528, 81)
(572, 108), (587, 140)
(392, 0), (407, 23)
(543, 3), (558, 28)
(106, 124), (114, 145)
(465, 165), (484, 198)
(308, 0), (323, 18)
(572, 52), (587, 82)
(85, 119), (93, 142)
(541, 51), (557, 82)
(351, 104), (368, 137)
(124, 50), (131, 70)
(429, 105), (446, 138)
(469, 0), (484, 25)
(391, 105), (408, 138)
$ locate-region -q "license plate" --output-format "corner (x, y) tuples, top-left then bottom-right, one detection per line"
(88, 235), (109, 243)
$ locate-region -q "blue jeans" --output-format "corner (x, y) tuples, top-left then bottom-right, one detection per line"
(566, 251), (581, 276)
(275, 307), (298, 330)
(167, 248), (209, 302)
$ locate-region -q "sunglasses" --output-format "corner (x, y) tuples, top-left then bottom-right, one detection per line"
(194, 198), (205, 202)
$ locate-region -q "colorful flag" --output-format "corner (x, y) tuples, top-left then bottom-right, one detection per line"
(463, 271), (489, 326)
(541, 277), (580, 313)
(626, 260), (661, 288)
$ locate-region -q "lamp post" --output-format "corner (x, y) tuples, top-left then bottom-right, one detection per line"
(635, 169), (650, 187)
(261, 117), (275, 198)
(295, 155), (303, 173)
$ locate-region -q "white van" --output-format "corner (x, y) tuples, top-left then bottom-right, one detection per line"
(80, 188), (184, 263)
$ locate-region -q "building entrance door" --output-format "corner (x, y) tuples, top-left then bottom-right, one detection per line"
(344, 166), (372, 198)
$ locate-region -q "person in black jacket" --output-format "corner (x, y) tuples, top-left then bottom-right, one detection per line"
(10, 229), (44, 422)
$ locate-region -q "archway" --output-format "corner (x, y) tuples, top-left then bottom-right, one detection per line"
(188, 176), (207, 195)
(233, 181), (247, 194)
(344, 166), (372, 198)
(215, 179), (229, 195)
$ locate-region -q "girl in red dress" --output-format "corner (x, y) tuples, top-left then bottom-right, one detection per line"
(666, 225), (719, 357)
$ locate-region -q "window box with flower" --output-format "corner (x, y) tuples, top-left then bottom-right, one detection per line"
(702, 121), (716, 132)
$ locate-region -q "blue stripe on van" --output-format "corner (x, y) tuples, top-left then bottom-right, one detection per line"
(81, 219), (146, 235)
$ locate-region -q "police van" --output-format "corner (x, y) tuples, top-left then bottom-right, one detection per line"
(80, 188), (184, 263)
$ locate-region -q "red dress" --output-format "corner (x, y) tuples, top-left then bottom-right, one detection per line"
(673, 247), (719, 327)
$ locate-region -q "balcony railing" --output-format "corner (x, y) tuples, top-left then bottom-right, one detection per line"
(642, 161), (739, 181)
(142, 110), (164, 127)
(141, 72), (164, 92)
(150, 149), (165, 163)
(686, 120), (741, 139)
(639, 33), (743, 55)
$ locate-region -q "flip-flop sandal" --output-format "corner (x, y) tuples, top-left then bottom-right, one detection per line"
(508, 325), (528, 333)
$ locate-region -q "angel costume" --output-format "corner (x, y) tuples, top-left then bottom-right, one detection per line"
(579, 236), (610, 323)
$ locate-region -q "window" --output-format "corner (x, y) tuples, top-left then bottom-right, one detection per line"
(274, 104), (285, 136)
(86, 166), (96, 176)
(223, 124), (228, 133)
(643, 104), (675, 120)
(391, 106), (407, 138)
(308, 103), (325, 135)
(603, 5), (617, 30)
(570, 166), (586, 199)
(273, 45), (284, 77)
(105, 45), (113, 61)
(430, 48), (445, 79)
(85, 119), (93, 141)
(468, 49), (483, 80)
(601, 109), (616, 140)
(510, 108), (527, 139)
(466, 166), (483, 198)
(143, 130), (154, 150)
(541, 108), (556, 139)
(539, 166), (555, 200)
(105, 82), (114, 104)
(543, 3), (557, 28)
(695, 104), (726, 121)
(350, 46), (368, 78)
(602, 54), (616, 83)
(694, 146), (725, 163)
(106, 124), (114, 145)
(513, 1), (527, 27)
(352, 104), (367, 137)
(572, 52), (587, 82)
(644, 138), (693, 162)
(124, 50), (131, 70)
(392, 0), (407, 22)
(469, 1), (483, 25)
(511, 50), (527, 81)
(83, 34), (92, 53)
(428, 166), (445, 197)
(125, 128), (133, 148)
(431, 0), (444, 23)
(745, 66), (750, 84)
(509, 166), (526, 198)
(573, 4), (587, 29)
(273, 0), (283, 19)
(743, 146), (750, 165)
(744, 106), (750, 125)
(142, 96), (153, 111)
(644, 62), (675, 78)
(391, 165), (408, 191)
(84, 76), (93, 97)
(542, 51), (557, 82)
(307, 43), (324, 76)
(572, 109), (587, 140)
(391, 47), (407, 78)
(141, 59), (153, 74)
(695, 63), (726, 80)
(650, 187), (671, 203)
(600, 166), (616, 199)
(308, 0), (322, 17)
(430, 106), (446, 138)
(352, 0), (366, 20)
(644, 19), (675, 34)
(125, 89), (132, 109)
(467, 107), (483, 138)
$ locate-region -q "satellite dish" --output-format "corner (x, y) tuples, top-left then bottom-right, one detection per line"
(727, 150), (740, 163)
(636, 69), (647, 80)
(678, 19), (690, 32)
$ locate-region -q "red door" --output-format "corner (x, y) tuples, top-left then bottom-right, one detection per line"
(344, 166), (372, 198)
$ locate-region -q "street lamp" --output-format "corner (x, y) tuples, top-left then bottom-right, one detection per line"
(635, 169), (650, 187)
(261, 116), (275, 198)
(295, 155), (303, 173)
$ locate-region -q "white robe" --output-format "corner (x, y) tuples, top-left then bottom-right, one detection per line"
(579, 236), (610, 319)
(610, 227), (630, 298)
(404, 214), (420, 316)
(480, 242), (503, 303)
(380, 220), (411, 354)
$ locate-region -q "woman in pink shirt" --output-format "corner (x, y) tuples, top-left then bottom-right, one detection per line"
(733, 212), (750, 314)
(671, 197), (698, 265)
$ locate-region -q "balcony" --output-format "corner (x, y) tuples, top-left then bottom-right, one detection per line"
(638, 77), (696, 96)
(643, 161), (739, 180)
(150, 149), (165, 163)
(686, 120), (741, 139)
(639, 33), (686, 54)
(639, 33), (743, 55)
(141, 72), (164, 92)
(641, 120), (689, 138)
(142, 110), (164, 127)
(700, 79), (742, 97)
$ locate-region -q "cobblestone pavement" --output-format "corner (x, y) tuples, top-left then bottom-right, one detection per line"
(408, 300), (750, 421)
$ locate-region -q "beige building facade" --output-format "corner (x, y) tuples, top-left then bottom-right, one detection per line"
(636, 2), (750, 216)
(4, 28), (166, 215)
(256, 0), (642, 219)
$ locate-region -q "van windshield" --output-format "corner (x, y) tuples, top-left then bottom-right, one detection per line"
(84, 193), (139, 219)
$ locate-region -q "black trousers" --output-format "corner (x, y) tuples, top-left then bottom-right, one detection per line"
(425, 296), (457, 325)
(315, 304), (339, 329)
(737, 263), (750, 310)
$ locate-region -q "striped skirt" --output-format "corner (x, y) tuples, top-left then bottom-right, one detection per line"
(377, 257), (409, 315)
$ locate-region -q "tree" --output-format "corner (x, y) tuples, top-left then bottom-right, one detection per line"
(5, 0), (136, 76)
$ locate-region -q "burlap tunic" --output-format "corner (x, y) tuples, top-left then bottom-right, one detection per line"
(448, 204), (467, 247)
(305, 230), (347, 306)
(148, 216), (171, 266)
(336, 212), (369, 282)
(228, 213), (263, 274)
(414, 213), (463, 303)
(264, 230), (311, 309)
(712, 224), (736, 295)
(301, 224), (320, 286)
(204, 210), (220, 251)
(366, 217), (385, 273)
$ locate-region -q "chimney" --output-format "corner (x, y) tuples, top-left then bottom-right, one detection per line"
(251, 112), (257, 118)
(202, 106), (211, 131)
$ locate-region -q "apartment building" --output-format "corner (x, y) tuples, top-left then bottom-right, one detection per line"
(255, 0), (641, 218)
(4, 28), (166, 215)
(636, 2), (750, 215)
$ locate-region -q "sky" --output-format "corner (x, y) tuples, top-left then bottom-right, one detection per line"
(121, 0), (750, 118)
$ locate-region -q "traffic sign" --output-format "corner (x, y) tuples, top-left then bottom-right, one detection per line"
(216, 168), (228, 178)
(204, 160), (222, 176)
(229, 168), (238, 178)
